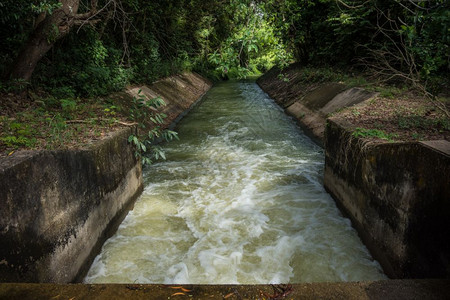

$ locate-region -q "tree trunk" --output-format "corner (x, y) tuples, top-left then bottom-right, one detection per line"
(8, 0), (81, 82)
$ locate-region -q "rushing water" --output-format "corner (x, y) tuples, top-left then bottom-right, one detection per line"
(84, 80), (386, 284)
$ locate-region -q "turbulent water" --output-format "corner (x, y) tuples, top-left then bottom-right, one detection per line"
(84, 80), (386, 284)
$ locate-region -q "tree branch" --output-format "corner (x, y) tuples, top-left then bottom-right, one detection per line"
(75, 0), (113, 32)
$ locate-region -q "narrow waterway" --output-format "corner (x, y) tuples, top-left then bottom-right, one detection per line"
(84, 80), (386, 284)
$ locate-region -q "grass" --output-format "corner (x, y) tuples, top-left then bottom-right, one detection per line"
(352, 127), (398, 142)
(336, 94), (449, 142)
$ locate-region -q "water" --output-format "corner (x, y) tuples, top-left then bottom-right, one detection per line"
(84, 80), (386, 284)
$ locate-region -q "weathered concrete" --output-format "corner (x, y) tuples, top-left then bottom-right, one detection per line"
(0, 128), (143, 283)
(114, 72), (212, 132)
(320, 87), (376, 115)
(301, 82), (347, 110)
(324, 118), (450, 279)
(257, 67), (377, 146)
(259, 66), (449, 279)
(285, 101), (326, 146)
(1, 280), (450, 299)
(0, 72), (212, 283)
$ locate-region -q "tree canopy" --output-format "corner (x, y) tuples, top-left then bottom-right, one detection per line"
(0, 0), (448, 97)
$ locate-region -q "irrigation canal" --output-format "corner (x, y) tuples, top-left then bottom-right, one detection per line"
(84, 80), (386, 284)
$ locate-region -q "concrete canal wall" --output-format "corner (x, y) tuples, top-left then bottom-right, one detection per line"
(257, 64), (377, 146)
(0, 72), (212, 283)
(0, 128), (143, 283)
(324, 119), (450, 278)
(1, 64), (447, 285)
(257, 66), (450, 279)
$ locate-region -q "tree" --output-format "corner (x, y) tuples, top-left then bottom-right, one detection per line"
(207, 0), (292, 78)
(7, 0), (100, 82)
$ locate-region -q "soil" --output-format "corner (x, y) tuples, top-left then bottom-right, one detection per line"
(257, 64), (449, 143)
(2, 72), (449, 158)
(335, 95), (449, 142)
(2, 280), (450, 300)
(0, 92), (129, 158)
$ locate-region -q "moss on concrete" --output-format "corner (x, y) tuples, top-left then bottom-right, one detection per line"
(0, 128), (143, 283)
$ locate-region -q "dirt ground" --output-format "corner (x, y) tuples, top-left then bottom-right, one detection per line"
(2, 71), (449, 158)
(257, 65), (449, 143)
(335, 95), (449, 142)
(0, 92), (128, 158)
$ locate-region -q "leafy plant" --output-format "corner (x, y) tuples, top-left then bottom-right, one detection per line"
(127, 91), (178, 165)
(0, 120), (38, 149)
(30, 1), (62, 15)
(0, 78), (30, 93)
(398, 115), (450, 131)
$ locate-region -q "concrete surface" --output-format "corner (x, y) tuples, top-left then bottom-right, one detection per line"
(324, 118), (450, 279)
(1, 280), (450, 299)
(0, 128), (143, 283)
(257, 67), (376, 146)
(114, 72), (212, 133)
(0, 72), (212, 283)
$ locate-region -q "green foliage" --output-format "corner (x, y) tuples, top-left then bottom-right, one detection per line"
(60, 98), (77, 111)
(0, 95), (128, 154)
(0, 136), (37, 149)
(0, 0), (47, 74)
(265, 0), (449, 94)
(397, 115), (449, 131)
(206, 0), (292, 79)
(51, 86), (76, 99)
(398, 5), (450, 93)
(1, 0), (448, 99)
(0, 119), (37, 149)
(352, 127), (398, 141)
(33, 28), (132, 97)
(30, 0), (61, 14)
(127, 91), (178, 165)
(0, 78), (30, 93)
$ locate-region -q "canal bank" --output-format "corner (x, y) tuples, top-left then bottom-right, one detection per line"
(0, 72), (212, 283)
(257, 65), (450, 279)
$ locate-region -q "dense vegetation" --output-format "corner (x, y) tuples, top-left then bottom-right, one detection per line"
(0, 0), (291, 97)
(0, 0), (448, 155)
(265, 0), (450, 96)
(1, 0), (448, 97)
